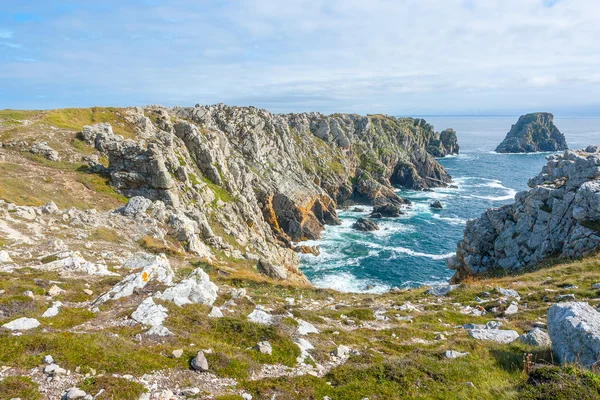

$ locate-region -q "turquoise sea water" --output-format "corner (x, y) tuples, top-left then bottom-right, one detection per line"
(299, 116), (600, 293)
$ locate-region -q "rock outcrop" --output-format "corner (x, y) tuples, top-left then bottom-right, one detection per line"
(426, 128), (460, 157)
(352, 217), (379, 232)
(495, 112), (567, 153)
(448, 147), (600, 282)
(547, 302), (600, 367)
(78, 105), (454, 282)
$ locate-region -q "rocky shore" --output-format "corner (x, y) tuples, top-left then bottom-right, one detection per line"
(447, 146), (600, 282)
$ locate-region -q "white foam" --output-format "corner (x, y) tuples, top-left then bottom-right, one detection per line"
(310, 271), (391, 294)
(431, 214), (468, 225)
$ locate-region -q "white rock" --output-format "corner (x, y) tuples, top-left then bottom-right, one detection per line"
(0, 250), (13, 264)
(43, 354), (54, 364)
(45, 363), (66, 377)
(296, 319), (319, 335)
(93, 254), (174, 305)
(40, 201), (59, 214)
(63, 387), (87, 400)
(241, 393), (252, 400)
(547, 301), (600, 367)
(444, 350), (469, 359)
(285, 297), (295, 306)
(247, 307), (275, 325)
(191, 351), (209, 371)
(208, 306), (223, 318)
(42, 301), (63, 318)
(504, 301), (519, 316)
(255, 341), (272, 355)
(120, 197), (152, 217)
(469, 329), (519, 344)
(333, 345), (350, 358)
(146, 325), (172, 336)
(295, 338), (314, 363)
(48, 285), (66, 297)
(36, 251), (117, 277)
(172, 349), (183, 358)
(520, 327), (552, 347)
(132, 298), (168, 327)
(2, 317), (40, 331)
(157, 267), (217, 307)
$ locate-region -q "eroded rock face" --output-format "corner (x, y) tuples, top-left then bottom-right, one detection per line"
(547, 302), (600, 367)
(80, 105), (454, 283)
(495, 113), (567, 153)
(448, 148), (600, 282)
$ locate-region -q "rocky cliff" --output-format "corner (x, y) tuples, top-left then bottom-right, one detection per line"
(447, 146), (600, 282)
(495, 112), (567, 153)
(71, 105), (456, 280)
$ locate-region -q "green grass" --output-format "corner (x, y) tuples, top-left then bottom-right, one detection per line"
(90, 227), (121, 243)
(201, 177), (234, 203)
(79, 376), (147, 399)
(0, 376), (41, 400)
(40, 107), (137, 138)
(76, 172), (128, 204)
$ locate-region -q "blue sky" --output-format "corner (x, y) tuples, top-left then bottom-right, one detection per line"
(0, 0), (599, 115)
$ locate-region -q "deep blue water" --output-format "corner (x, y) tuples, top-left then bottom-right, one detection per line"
(299, 116), (600, 293)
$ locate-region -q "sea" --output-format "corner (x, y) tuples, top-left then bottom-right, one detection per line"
(298, 116), (600, 293)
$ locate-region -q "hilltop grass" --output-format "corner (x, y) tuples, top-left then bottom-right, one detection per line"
(79, 376), (147, 399)
(40, 107), (137, 139)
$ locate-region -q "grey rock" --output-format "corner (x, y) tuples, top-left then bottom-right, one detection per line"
(430, 200), (443, 209)
(333, 344), (351, 357)
(547, 302), (600, 367)
(131, 297), (168, 327)
(2, 317), (40, 331)
(255, 341), (273, 355)
(191, 351), (209, 371)
(43, 354), (54, 364)
(425, 284), (458, 297)
(444, 350), (469, 359)
(496, 287), (521, 301)
(520, 327), (551, 347)
(352, 217), (379, 231)
(62, 388), (87, 400)
(247, 307), (276, 325)
(557, 294), (576, 302)
(296, 319), (319, 335)
(257, 259), (287, 280)
(30, 142), (60, 161)
(208, 306), (224, 318)
(504, 301), (519, 316)
(119, 196), (152, 216)
(469, 329), (519, 343)
(448, 148), (600, 282)
(157, 267), (218, 306)
(40, 201), (59, 214)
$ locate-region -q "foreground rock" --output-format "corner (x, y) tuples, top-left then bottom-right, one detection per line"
(495, 112), (567, 153)
(520, 327), (551, 347)
(547, 302), (600, 367)
(2, 317), (40, 331)
(469, 329), (519, 344)
(191, 351), (209, 371)
(448, 147), (600, 281)
(352, 217), (379, 232)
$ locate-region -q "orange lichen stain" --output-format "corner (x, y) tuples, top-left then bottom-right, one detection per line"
(142, 271), (149, 282)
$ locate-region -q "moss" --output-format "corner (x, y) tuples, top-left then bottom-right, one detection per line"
(40, 254), (59, 264)
(43, 307), (96, 329)
(79, 376), (147, 399)
(201, 177), (234, 203)
(0, 375), (42, 400)
(519, 365), (600, 399)
(344, 308), (375, 321)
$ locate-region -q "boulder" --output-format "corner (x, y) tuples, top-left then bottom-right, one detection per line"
(425, 285), (458, 297)
(495, 112), (567, 153)
(0, 250), (13, 264)
(2, 317), (40, 331)
(444, 350), (469, 359)
(40, 201), (59, 214)
(42, 301), (63, 318)
(35, 251), (117, 277)
(62, 388), (87, 400)
(255, 341), (273, 355)
(333, 344), (350, 357)
(257, 259), (287, 280)
(131, 297), (169, 327)
(93, 254), (174, 305)
(296, 319), (319, 335)
(30, 142), (60, 161)
(157, 267), (218, 306)
(191, 351), (209, 371)
(430, 200), (443, 209)
(370, 201), (404, 218)
(468, 329), (519, 344)
(247, 307), (276, 325)
(520, 327), (551, 347)
(352, 217), (379, 232)
(119, 196), (153, 217)
(504, 301), (519, 316)
(208, 306), (223, 318)
(547, 302), (600, 367)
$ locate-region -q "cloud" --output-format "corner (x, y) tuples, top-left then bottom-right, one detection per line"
(0, 30), (13, 39)
(0, 0), (599, 115)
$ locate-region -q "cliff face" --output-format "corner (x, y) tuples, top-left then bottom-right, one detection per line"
(78, 105), (454, 280)
(495, 112), (567, 153)
(447, 146), (600, 282)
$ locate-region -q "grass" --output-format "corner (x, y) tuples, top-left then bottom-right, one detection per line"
(90, 227), (121, 243)
(40, 107), (137, 139)
(76, 172), (128, 204)
(79, 376), (147, 399)
(201, 177), (234, 203)
(139, 235), (183, 256)
(0, 375), (41, 400)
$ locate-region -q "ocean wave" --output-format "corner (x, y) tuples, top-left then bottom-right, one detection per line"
(431, 214), (467, 225)
(470, 189), (517, 201)
(390, 247), (455, 260)
(310, 271), (390, 294)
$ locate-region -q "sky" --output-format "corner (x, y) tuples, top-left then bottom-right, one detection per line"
(0, 0), (599, 115)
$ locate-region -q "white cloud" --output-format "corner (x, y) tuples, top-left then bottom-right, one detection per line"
(0, 30), (13, 39)
(1, 0), (600, 114)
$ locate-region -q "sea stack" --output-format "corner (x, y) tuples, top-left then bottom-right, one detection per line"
(495, 112), (567, 153)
